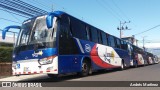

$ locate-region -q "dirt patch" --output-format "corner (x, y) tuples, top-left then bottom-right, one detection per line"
(0, 63), (12, 78)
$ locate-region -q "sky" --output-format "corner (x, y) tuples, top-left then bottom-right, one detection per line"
(0, 0), (160, 49)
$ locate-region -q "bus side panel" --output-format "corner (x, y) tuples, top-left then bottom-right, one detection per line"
(114, 48), (130, 67)
(137, 54), (145, 65)
(90, 44), (121, 69)
(58, 55), (83, 74)
(79, 39), (121, 70)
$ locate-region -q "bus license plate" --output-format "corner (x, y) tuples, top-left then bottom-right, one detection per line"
(24, 67), (29, 72)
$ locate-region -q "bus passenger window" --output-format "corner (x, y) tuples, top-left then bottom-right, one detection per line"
(97, 30), (102, 44)
(71, 18), (86, 40)
(109, 36), (115, 48)
(85, 26), (90, 41)
(116, 39), (121, 49)
(101, 32), (107, 45)
(121, 41), (125, 50)
(90, 28), (98, 43)
(123, 41), (128, 50)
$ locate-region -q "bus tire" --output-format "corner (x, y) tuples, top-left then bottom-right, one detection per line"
(79, 60), (90, 77)
(134, 61), (138, 68)
(120, 60), (125, 70)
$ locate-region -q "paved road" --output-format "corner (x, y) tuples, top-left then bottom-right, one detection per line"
(19, 63), (160, 81)
(1, 64), (160, 90)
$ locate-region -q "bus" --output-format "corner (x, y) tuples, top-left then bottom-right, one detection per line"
(131, 45), (151, 67)
(154, 55), (159, 64)
(146, 52), (154, 65)
(2, 11), (141, 78)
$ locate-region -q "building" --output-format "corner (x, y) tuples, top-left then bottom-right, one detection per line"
(122, 36), (138, 46)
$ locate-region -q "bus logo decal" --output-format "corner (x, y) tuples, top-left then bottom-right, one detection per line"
(32, 50), (43, 57)
(85, 44), (91, 52)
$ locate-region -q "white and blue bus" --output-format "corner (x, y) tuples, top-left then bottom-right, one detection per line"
(2, 11), (137, 77)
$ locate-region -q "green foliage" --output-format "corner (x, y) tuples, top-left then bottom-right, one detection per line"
(0, 47), (13, 63)
(0, 43), (13, 47)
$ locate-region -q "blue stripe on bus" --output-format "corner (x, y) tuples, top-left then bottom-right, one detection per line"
(14, 48), (57, 61)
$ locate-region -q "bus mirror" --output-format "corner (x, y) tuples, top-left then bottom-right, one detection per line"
(2, 25), (21, 39)
(46, 12), (58, 29)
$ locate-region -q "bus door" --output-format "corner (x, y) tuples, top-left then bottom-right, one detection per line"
(58, 15), (79, 73)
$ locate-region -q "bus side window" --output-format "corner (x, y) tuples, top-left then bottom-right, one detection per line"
(101, 31), (107, 45)
(71, 18), (86, 40)
(97, 30), (102, 44)
(114, 37), (117, 48)
(123, 41), (128, 50)
(59, 15), (79, 55)
(90, 27), (98, 43)
(116, 38), (121, 49)
(106, 34), (109, 46)
(121, 40), (124, 50)
(109, 36), (115, 48)
(85, 26), (90, 41)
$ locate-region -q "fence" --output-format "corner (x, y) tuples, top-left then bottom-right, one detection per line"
(0, 63), (12, 77)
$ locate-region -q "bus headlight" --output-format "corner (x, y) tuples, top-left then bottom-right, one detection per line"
(12, 54), (16, 59)
(38, 56), (56, 65)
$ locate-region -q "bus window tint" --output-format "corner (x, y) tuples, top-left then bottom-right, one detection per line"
(97, 30), (102, 44)
(90, 27), (98, 43)
(121, 40), (125, 50)
(101, 31), (107, 45)
(85, 26), (90, 41)
(71, 18), (86, 40)
(59, 15), (79, 55)
(109, 36), (115, 48)
(123, 41), (128, 50)
(116, 38), (121, 48)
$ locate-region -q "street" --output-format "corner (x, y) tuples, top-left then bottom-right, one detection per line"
(18, 63), (160, 82)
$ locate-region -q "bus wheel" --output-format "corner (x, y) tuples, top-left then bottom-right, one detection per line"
(134, 61), (138, 68)
(120, 60), (125, 70)
(79, 60), (90, 76)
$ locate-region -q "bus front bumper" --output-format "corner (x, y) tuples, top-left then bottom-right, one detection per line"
(12, 56), (58, 75)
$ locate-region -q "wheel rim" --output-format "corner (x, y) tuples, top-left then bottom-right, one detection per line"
(121, 62), (124, 69)
(82, 63), (88, 72)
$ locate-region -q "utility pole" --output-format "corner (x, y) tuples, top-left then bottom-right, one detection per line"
(117, 21), (131, 38)
(142, 36), (147, 51)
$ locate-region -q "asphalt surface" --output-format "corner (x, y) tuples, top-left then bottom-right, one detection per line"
(0, 63), (160, 90)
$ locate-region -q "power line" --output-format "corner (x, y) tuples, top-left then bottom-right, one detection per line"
(13, 0), (47, 14)
(102, 0), (125, 21)
(111, 0), (130, 21)
(5, 8), (22, 23)
(134, 24), (160, 36)
(96, 0), (121, 21)
(0, 0), (48, 17)
(0, 1), (35, 17)
(34, 0), (52, 11)
(27, 0), (51, 11)
(0, 8), (30, 18)
(0, 17), (21, 24)
(111, 0), (137, 28)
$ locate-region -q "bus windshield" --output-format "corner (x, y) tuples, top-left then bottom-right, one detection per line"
(15, 15), (57, 50)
